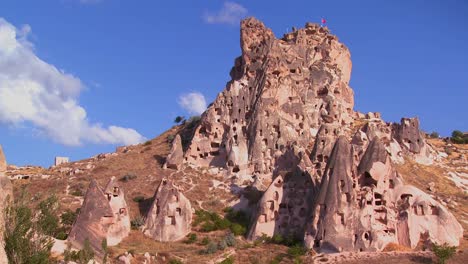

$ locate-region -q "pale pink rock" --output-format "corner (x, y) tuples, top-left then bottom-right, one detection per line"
(142, 178), (192, 242)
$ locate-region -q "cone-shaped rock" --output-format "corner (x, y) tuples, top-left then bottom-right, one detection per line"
(164, 134), (184, 170)
(142, 179), (192, 242)
(68, 177), (130, 257)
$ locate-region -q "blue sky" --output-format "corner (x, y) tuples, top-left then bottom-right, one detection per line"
(0, 0), (467, 167)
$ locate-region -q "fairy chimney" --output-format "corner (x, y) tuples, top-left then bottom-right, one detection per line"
(142, 178), (192, 242)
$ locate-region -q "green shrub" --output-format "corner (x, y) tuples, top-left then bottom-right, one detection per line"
(430, 132), (440, 138)
(37, 195), (60, 237)
(133, 196), (145, 203)
(204, 242), (218, 254)
(131, 216), (145, 230)
(61, 208), (80, 227)
(174, 116), (185, 124)
(224, 233), (237, 247)
(167, 134), (175, 143)
(220, 257), (234, 264)
(143, 140), (152, 146)
(71, 189), (84, 197)
(77, 238), (95, 263)
(184, 233), (197, 244)
(287, 245), (307, 257)
(230, 223), (246, 236)
(169, 260), (184, 264)
(433, 243), (457, 264)
(270, 254), (285, 264)
(56, 231), (68, 240)
(200, 237), (210, 245)
(218, 240), (228, 250)
(271, 234), (284, 244)
(120, 174), (138, 182)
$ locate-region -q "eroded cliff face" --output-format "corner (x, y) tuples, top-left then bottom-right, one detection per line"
(165, 17), (463, 253)
(183, 18), (354, 181)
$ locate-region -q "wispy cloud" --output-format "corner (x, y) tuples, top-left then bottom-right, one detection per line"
(0, 18), (145, 146)
(178, 92), (207, 115)
(203, 1), (248, 25)
(78, 0), (103, 4)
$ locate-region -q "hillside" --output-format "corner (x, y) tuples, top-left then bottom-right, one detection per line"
(2, 17), (467, 264)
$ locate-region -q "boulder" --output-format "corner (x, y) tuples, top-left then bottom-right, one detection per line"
(142, 178), (192, 242)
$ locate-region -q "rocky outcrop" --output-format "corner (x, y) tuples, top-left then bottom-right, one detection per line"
(166, 17), (461, 253)
(0, 145), (12, 264)
(179, 18), (354, 181)
(142, 178), (192, 242)
(303, 137), (462, 252)
(164, 134), (184, 170)
(68, 177), (130, 257)
(248, 146), (318, 240)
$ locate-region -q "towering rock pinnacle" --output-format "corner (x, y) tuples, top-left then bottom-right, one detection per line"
(183, 18), (354, 179)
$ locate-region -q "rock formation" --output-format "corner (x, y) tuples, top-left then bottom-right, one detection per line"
(181, 18), (354, 181)
(166, 17), (462, 252)
(68, 177), (130, 257)
(164, 134), (184, 170)
(303, 137), (462, 252)
(142, 178), (192, 242)
(0, 145), (12, 264)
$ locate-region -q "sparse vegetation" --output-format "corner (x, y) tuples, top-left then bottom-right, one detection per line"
(4, 195), (53, 264)
(64, 238), (95, 264)
(432, 243), (457, 264)
(167, 134), (176, 143)
(174, 116), (185, 124)
(184, 233), (197, 244)
(131, 216), (145, 230)
(169, 259), (184, 264)
(451, 130), (467, 144)
(430, 131), (440, 138)
(133, 196), (145, 203)
(120, 173), (138, 182)
(193, 209), (250, 236)
(220, 256), (234, 264)
(143, 140), (152, 146)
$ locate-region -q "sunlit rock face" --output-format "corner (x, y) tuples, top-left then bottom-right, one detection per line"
(181, 18), (354, 181)
(142, 178), (192, 242)
(303, 137), (462, 252)
(164, 17), (462, 252)
(68, 177), (130, 256)
(0, 145), (12, 264)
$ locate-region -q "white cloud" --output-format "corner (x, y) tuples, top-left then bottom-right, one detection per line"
(178, 92), (207, 115)
(203, 1), (248, 25)
(0, 18), (145, 146)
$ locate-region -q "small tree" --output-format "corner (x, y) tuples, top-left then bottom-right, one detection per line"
(430, 132), (440, 138)
(174, 116), (185, 124)
(78, 238), (95, 264)
(4, 197), (53, 264)
(433, 243), (456, 264)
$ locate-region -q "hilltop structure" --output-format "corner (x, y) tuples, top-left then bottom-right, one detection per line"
(68, 177), (130, 257)
(165, 18), (463, 252)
